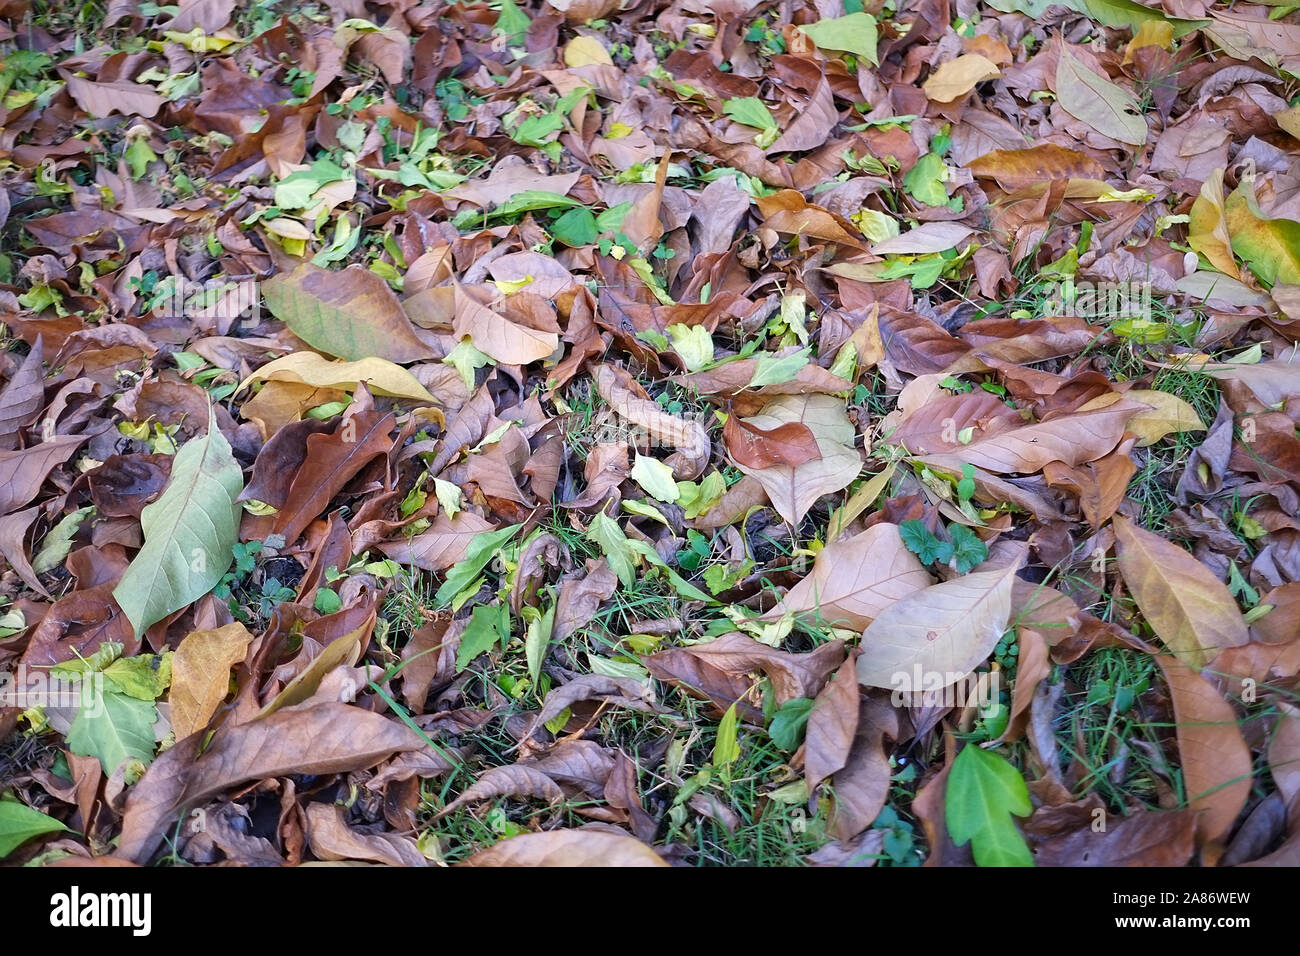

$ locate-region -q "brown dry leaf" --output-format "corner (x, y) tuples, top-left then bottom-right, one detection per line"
(0, 506), (49, 597)
(454, 282), (560, 365)
(1042, 447), (1136, 530)
(722, 415), (821, 469)
(436, 764), (565, 818)
(966, 145), (1105, 190)
(673, 633), (846, 706)
(116, 703), (424, 863)
(1268, 701), (1300, 807)
(305, 803), (427, 867)
(1155, 655), (1253, 849)
(755, 190), (866, 249)
(0, 434), (89, 517)
(805, 653), (860, 797)
(767, 78), (838, 155)
(376, 511), (496, 571)
(65, 76), (165, 118)
(920, 396), (1145, 476)
(591, 363), (709, 479)
(762, 523), (933, 631)
(1114, 515), (1249, 669)
(553, 558), (619, 642)
(1032, 808), (1197, 866)
(828, 695), (898, 840)
(271, 408), (395, 546)
(733, 395), (861, 526)
(458, 830), (667, 867)
(169, 622), (254, 740)
(0, 338), (45, 451)
(857, 564), (1018, 691)
(527, 674), (660, 737)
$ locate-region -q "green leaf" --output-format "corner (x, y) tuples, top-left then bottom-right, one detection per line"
(903, 152), (953, 208)
(899, 519), (953, 566)
(595, 202), (632, 232)
(629, 454), (680, 503)
(525, 601), (556, 685)
(768, 697), (814, 751)
(747, 348), (811, 388)
(948, 524), (989, 573)
(435, 524), (522, 606)
(798, 12), (879, 65)
(112, 408), (243, 638)
(551, 207), (597, 247)
(713, 701), (741, 781)
(274, 158), (348, 210)
(103, 652), (173, 701)
(665, 323), (714, 372)
(587, 513), (639, 588)
(124, 137), (157, 181)
(66, 691), (158, 775)
(495, 0), (531, 43)
(33, 505), (93, 574)
(722, 96), (777, 131)
(313, 587), (343, 614)
(455, 603), (507, 673)
(1081, 0), (1205, 36)
(1225, 179), (1300, 287)
(945, 745), (1033, 866)
(0, 796), (69, 859)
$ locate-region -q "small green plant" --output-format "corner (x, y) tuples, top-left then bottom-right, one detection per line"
(899, 518), (988, 572)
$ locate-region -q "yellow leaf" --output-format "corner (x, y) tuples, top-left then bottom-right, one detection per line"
(564, 35), (613, 67)
(170, 622), (254, 740)
(1188, 169), (1240, 279)
(238, 352), (437, 403)
(922, 54), (1001, 103)
(1126, 389), (1206, 446)
(1124, 20), (1174, 63)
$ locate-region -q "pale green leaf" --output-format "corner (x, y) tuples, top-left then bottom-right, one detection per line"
(113, 408), (243, 638)
(630, 454), (680, 504)
(1055, 48), (1147, 147)
(798, 13), (879, 65)
(66, 691), (158, 775)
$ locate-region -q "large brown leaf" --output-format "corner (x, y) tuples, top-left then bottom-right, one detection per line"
(115, 703), (424, 863)
(762, 523), (933, 631)
(270, 408), (395, 546)
(1154, 655), (1253, 850)
(857, 564), (1018, 691)
(828, 695), (898, 840)
(733, 394), (861, 526)
(169, 622), (255, 740)
(0, 338), (44, 450)
(0, 434), (88, 517)
(920, 395), (1146, 475)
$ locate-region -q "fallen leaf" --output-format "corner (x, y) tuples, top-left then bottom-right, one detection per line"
(857, 564), (1018, 691)
(1113, 515), (1249, 669)
(262, 262), (436, 363)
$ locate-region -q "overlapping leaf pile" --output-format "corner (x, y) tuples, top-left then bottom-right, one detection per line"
(1, 0), (1299, 867)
